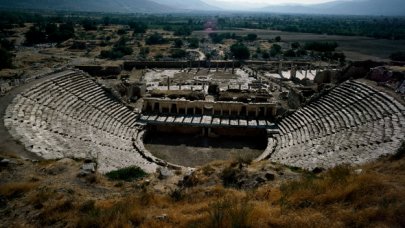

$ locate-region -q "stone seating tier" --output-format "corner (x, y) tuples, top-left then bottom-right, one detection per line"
(266, 80), (405, 170)
(4, 71), (160, 173)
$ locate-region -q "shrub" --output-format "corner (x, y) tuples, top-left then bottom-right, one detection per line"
(221, 166), (240, 188)
(0, 48), (13, 69)
(0, 182), (36, 199)
(391, 141), (405, 160)
(270, 44), (282, 57)
(390, 51), (405, 61)
(230, 42), (250, 60)
(105, 166), (147, 181)
(170, 188), (184, 202)
(304, 41), (338, 52)
(145, 32), (166, 45)
(207, 197), (252, 228)
(129, 22), (148, 34)
(170, 48), (186, 58)
(245, 33), (258, 41)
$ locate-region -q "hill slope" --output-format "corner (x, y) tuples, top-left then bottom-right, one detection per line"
(0, 0), (173, 13)
(152, 0), (219, 11)
(261, 0), (405, 16)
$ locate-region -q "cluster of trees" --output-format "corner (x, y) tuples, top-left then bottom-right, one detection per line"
(172, 27), (193, 36)
(230, 43), (250, 60)
(215, 15), (405, 40)
(129, 22), (148, 34)
(100, 37), (133, 59)
(304, 41), (338, 52)
(81, 19), (98, 31)
(0, 39), (14, 69)
(145, 33), (167, 45)
(25, 23), (75, 45)
(390, 51), (405, 61)
(209, 33), (237, 44)
(170, 49), (187, 59)
(2, 12), (405, 40)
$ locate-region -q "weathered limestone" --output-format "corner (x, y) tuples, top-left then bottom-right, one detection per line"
(266, 80), (405, 170)
(143, 98), (277, 118)
(3, 70), (165, 173)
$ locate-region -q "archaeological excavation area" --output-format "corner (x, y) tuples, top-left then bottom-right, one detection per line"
(1, 61), (404, 173)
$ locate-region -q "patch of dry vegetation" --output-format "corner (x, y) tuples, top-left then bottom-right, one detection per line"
(1, 151), (404, 227)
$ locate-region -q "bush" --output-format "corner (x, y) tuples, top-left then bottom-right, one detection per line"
(0, 48), (13, 69)
(245, 33), (258, 41)
(391, 141), (405, 160)
(170, 48), (186, 58)
(0, 182), (36, 199)
(230, 42), (250, 60)
(207, 197), (252, 228)
(129, 22), (148, 34)
(270, 44), (282, 57)
(284, 49), (296, 57)
(304, 41), (338, 52)
(82, 19), (97, 31)
(188, 38), (199, 48)
(174, 39), (183, 48)
(105, 166), (147, 181)
(0, 38), (14, 51)
(24, 26), (46, 45)
(100, 44), (133, 59)
(145, 32), (166, 45)
(390, 51), (405, 61)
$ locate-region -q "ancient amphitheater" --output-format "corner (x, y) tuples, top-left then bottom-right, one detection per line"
(1, 66), (404, 173)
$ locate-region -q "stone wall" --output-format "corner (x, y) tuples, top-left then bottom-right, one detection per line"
(142, 98), (277, 118)
(123, 60), (242, 71)
(76, 65), (122, 76)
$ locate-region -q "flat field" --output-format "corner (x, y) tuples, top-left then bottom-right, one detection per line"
(194, 29), (405, 61)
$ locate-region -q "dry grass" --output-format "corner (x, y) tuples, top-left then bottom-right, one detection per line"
(1, 153), (404, 227)
(0, 182), (37, 199)
(72, 158), (405, 227)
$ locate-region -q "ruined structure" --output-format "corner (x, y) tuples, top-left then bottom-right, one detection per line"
(3, 70), (179, 173)
(2, 62), (404, 173)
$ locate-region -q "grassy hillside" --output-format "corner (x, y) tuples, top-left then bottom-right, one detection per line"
(0, 143), (404, 227)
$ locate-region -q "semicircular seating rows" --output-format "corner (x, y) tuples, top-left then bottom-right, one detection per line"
(4, 70), (160, 173)
(269, 80), (405, 170)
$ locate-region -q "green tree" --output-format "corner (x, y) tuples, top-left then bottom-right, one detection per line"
(0, 39), (14, 51)
(170, 49), (187, 58)
(284, 49), (296, 57)
(270, 44), (282, 57)
(188, 38), (199, 48)
(129, 22), (148, 34)
(245, 33), (258, 41)
(291, 42), (300, 49)
(174, 39), (183, 48)
(82, 19), (97, 31)
(145, 33), (166, 45)
(304, 41), (338, 52)
(230, 42), (250, 60)
(390, 51), (405, 61)
(24, 26), (46, 46)
(0, 48), (13, 69)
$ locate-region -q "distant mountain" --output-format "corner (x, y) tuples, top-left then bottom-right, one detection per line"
(202, 0), (267, 11)
(152, 0), (219, 11)
(260, 0), (405, 16)
(0, 0), (173, 13)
